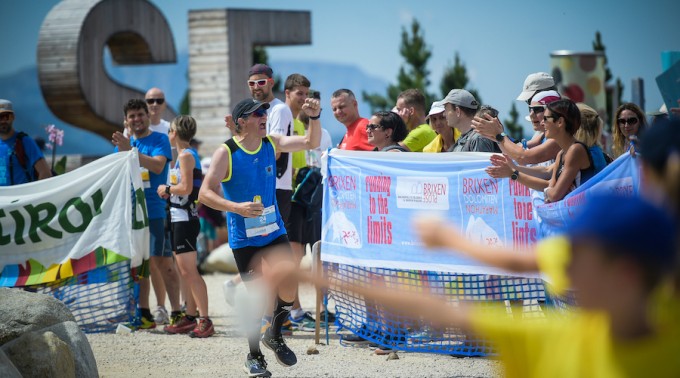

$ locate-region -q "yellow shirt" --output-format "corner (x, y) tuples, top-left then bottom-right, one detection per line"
(471, 306), (680, 378)
(422, 129), (461, 153)
(291, 118), (307, 171)
(402, 123), (437, 152)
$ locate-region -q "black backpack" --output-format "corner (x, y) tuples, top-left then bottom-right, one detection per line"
(291, 167), (323, 221)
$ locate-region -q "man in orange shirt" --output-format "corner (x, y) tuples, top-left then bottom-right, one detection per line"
(330, 89), (373, 151)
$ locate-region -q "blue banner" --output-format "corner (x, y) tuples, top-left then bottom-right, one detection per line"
(320, 149), (640, 275)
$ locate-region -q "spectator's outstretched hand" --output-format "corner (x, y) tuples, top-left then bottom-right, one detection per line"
(472, 114), (503, 141)
(111, 131), (131, 151)
(486, 154), (515, 178)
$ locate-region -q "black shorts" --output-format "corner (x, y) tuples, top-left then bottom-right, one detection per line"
(276, 189), (293, 225)
(231, 234), (291, 281)
(287, 202), (321, 247)
(171, 219), (200, 254)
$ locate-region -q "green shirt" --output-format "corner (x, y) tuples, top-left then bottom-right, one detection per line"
(402, 123), (437, 152)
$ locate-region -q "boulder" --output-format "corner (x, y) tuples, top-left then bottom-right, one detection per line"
(0, 349), (21, 378)
(3, 331), (75, 378)
(201, 244), (238, 273)
(0, 288), (75, 345)
(41, 321), (99, 378)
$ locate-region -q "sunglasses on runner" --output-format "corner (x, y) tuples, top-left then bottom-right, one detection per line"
(146, 98), (165, 105)
(249, 107), (267, 118)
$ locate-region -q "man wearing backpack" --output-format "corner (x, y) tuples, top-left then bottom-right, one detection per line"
(0, 99), (52, 186)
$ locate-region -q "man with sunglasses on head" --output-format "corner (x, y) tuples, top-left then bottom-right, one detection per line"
(200, 96), (321, 377)
(247, 64), (296, 226)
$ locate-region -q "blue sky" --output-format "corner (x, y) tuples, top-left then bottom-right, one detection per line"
(2, 0), (679, 131)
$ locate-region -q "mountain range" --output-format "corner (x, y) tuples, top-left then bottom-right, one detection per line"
(0, 51), (389, 155)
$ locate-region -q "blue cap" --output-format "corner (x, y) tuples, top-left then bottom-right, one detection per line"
(567, 194), (677, 268)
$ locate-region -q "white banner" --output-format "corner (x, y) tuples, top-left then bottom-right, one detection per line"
(0, 150), (148, 286)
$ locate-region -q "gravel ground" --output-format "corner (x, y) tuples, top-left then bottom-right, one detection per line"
(87, 272), (499, 377)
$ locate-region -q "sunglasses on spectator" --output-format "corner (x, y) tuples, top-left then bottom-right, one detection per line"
(366, 124), (383, 131)
(617, 117), (638, 126)
(543, 114), (561, 122)
(248, 79), (270, 87)
(249, 108), (268, 118)
(528, 105), (545, 114)
(146, 98), (165, 105)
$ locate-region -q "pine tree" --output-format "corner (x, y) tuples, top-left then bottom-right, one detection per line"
(593, 31), (622, 129)
(503, 102), (523, 141)
(363, 19), (434, 112)
(439, 52), (482, 105)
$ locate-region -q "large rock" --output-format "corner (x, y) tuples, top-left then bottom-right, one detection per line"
(201, 243), (238, 273)
(0, 349), (21, 378)
(0, 288), (75, 345)
(41, 321), (99, 378)
(3, 331), (75, 378)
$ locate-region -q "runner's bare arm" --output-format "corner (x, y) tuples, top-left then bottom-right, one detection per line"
(271, 98), (321, 153)
(198, 146), (263, 218)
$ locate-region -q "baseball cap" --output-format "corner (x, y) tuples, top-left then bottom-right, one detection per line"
(531, 90), (561, 105)
(0, 99), (14, 113)
(516, 72), (555, 102)
(232, 98), (270, 121)
(248, 64), (273, 78)
(426, 100), (445, 120)
(566, 194), (677, 268)
(440, 89), (479, 110)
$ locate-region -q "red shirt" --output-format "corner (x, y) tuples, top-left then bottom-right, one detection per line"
(339, 118), (373, 151)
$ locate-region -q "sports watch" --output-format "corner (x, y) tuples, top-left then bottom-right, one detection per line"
(511, 170), (519, 181)
(495, 132), (507, 143)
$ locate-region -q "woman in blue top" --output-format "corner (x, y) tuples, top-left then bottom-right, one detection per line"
(199, 97), (321, 377)
(156, 115), (213, 338)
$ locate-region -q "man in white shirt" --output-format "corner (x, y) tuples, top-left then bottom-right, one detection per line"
(248, 64), (295, 223)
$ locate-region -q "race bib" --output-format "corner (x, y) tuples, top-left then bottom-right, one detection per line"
(244, 205), (279, 237)
(140, 167), (150, 188)
(169, 168), (179, 185)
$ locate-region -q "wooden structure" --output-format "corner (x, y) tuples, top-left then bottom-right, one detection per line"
(37, 0), (177, 139)
(188, 9), (311, 153)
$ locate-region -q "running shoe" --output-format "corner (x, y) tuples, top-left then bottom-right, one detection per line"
(260, 319), (293, 336)
(289, 312), (317, 332)
(124, 314), (156, 330)
(261, 326), (297, 367)
(189, 317), (215, 338)
(153, 306), (170, 325)
(164, 315), (196, 334)
(243, 353), (271, 377)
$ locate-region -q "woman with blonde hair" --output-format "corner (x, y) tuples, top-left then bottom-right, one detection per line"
(574, 103), (609, 182)
(612, 103), (646, 158)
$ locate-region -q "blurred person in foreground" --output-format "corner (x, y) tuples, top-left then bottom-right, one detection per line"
(299, 193), (680, 377)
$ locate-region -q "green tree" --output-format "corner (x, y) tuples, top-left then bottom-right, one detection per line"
(439, 52), (482, 105)
(593, 31), (623, 129)
(503, 102), (523, 141)
(363, 19), (434, 112)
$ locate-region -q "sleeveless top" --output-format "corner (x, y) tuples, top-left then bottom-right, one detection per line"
(169, 148), (202, 222)
(555, 141), (606, 190)
(220, 136), (286, 249)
